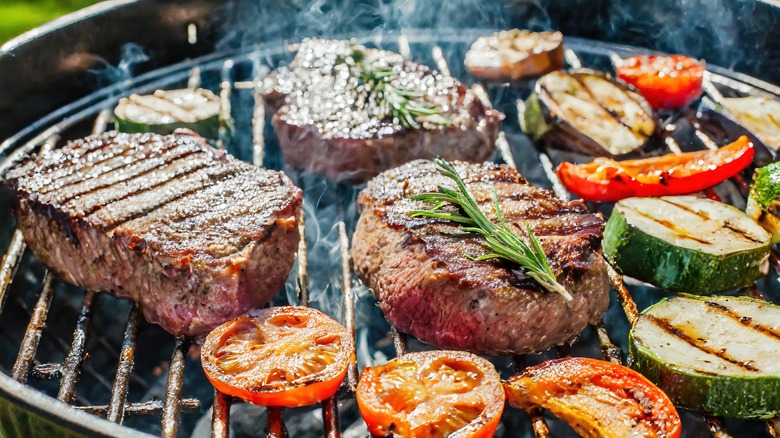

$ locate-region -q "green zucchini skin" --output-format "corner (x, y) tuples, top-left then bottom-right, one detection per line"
(629, 297), (780, 419)
(603, 199), (771, 294)
(115, 114), (220, 139)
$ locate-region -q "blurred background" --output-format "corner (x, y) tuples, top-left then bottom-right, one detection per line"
(0, 0), (101, 43)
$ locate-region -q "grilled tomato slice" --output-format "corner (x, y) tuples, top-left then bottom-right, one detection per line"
(201, 306), (354, 407)
(616, 55), (704, 110)
(356, 350), (504, 438)
(504, 357), (681, 438)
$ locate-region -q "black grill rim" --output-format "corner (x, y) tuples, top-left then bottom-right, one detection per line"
(2, 2), (780, 437)
(0, 374), (151, 438)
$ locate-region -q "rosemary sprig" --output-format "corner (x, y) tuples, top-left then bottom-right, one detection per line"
(358, 65), (450, 129)
(408, 158), (573, 301)
(337, 44), (449, 129)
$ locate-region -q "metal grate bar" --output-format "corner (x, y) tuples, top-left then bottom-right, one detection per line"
(608, 53), (624, 69)
(92, 109), (113, 136)
(57, 289), (96, 403)
(296, 212), (310, 307)
(188, 67), (202, 89)
(391, 327), (407, 356)
(595, 320), (622, 364)
(11, 270), (56, 382)
(496, 132), (517, 169)
(564, 48), (583, 69)
(0, 229), (26, 317)
(76, 399), (200, 416)
(266, 407), (288, 438)
(537, 152), (570, 200)
(604, 261), (639, 325)
(337, 221), (358, 392)
(161, 336), (188, 438)
(665, 136), (684, 154)
(253, 81), (267, 167)
(432, 46), (451, 76)
(471, 83), (491, 109)
(695, 129), (721, 151)
(211, 390), (231, 438)
(217, 60), (234, 149)
(702, 74), (726, 104)
(397, 34), (411, 60)
(106, 304), (141, 424)
(321, 397), (341, 438)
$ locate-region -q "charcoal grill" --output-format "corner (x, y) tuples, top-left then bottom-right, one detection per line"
(1, 1), (780, 437)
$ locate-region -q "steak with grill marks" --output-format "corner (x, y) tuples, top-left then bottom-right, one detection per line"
(5, 131), (302, 336)
(351, 160), (610, 355)
(265, 39), (504, 182)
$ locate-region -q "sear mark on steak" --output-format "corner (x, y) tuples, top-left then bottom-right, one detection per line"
(264, 39), (504, 182)
(351, 159), (610, 355)
(5, 130), (302, 336)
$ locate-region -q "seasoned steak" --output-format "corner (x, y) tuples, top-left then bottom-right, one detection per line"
(266, 39), (503, 182)
(6, 131), (302, 336)
(351, 160), (609, 355)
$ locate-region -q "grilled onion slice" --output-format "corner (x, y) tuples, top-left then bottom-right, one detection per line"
(465, 29), (564, 81)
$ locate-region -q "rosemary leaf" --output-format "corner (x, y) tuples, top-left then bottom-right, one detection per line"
(353, 55), (451, 129)
(409, 158), (573, 301)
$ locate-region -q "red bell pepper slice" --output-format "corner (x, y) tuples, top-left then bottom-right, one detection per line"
(556, 136), (754, 202)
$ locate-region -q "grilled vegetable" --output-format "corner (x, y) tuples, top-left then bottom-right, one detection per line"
(616, 55), (705, 110)
(556, 136), (754, 202)
(747, 162), (780, 243)
(504, 357), (681, 438)
(630, 295), (780, 419)
(356, 350), (504, 438)
(464, 29), (564, 81)
(720, 96), (780, 151)
(114, 88), (222, 138)
(201, 306), (354, 407)
(524, 70), (657, 157)
(603, 196), (771, 294)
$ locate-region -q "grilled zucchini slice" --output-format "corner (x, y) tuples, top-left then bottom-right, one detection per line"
(720, 96), (780, 151)
(603, 196), (771, 294)
(746, 162), (780, 243)
(524, 70), (657, 157)
(114, 88), (222, 138)
(630, 295), (780, 419)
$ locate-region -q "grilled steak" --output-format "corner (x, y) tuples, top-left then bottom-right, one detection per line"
(351, 160), (609, 355)
(6, 131), (302, 336)
(266, 39), (503, 182)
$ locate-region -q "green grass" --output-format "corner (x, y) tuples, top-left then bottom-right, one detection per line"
(0, 0), (101, 44)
